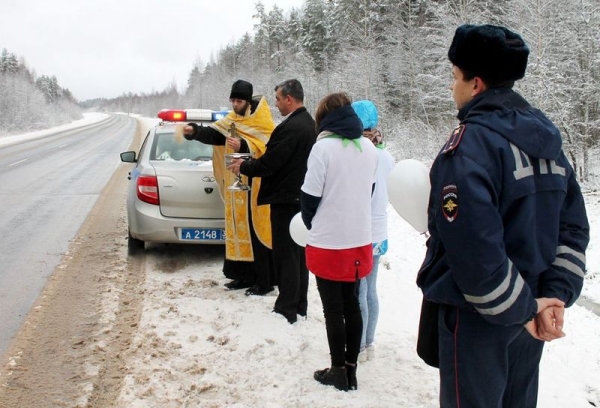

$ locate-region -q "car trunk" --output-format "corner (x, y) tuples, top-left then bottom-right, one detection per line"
(152, 161), (224, 219)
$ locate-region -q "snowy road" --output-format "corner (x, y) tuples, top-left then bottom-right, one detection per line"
(0, 114), (135, 354)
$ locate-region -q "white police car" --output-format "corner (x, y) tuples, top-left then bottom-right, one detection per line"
(120, 109), (228, 251)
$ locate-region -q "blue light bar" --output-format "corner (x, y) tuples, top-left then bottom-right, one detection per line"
(212, 111), (229, 121)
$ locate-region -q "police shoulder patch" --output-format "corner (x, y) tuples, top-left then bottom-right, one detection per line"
(442, 124), (465, 155)
(441, 184), (458, 222)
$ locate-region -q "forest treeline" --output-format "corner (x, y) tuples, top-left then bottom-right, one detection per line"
(0, 48), (81, 133)
(3, 0), (599, 181)
(100, 0), (600, 182)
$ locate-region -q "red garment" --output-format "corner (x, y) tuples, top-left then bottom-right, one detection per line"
(306, 244), (373, 282)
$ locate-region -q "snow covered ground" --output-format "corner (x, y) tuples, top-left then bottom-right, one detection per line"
(117, 114), (600, 407)
(110, 199), (599, 408)
(0, 113), (110, 148)
(4, 114), (599, 407)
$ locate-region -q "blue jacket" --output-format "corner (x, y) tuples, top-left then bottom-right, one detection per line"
(417, 88), (589, 326)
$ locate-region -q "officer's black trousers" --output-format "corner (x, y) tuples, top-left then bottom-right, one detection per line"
(438, 305), (544, 408)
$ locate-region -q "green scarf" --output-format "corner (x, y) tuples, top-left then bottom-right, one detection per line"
(323, 134), (363, 152)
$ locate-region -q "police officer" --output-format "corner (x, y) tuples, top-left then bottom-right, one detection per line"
(416, 24), (589, 407)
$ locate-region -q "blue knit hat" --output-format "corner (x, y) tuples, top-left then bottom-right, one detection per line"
(351, 100), (378, 130)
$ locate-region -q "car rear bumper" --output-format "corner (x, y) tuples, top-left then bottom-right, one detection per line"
(129, 200), (225, 245)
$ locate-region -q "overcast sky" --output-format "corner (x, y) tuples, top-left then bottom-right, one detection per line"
(0, 0), (304, 101)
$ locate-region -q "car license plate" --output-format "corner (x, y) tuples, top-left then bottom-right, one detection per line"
(181, 228), (225, 241)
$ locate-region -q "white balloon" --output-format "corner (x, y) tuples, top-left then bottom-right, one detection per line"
(387, 159), (431, 233)
(289, 212), (308, 247)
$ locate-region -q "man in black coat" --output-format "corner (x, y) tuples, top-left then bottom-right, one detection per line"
(228, 79), (317, 323)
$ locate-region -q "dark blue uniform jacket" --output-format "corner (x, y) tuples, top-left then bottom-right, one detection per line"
(417, 88), (589, 326)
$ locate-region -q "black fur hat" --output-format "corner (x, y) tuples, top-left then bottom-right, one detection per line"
(229, 79), (253, 102)
(448, 24), (529, 82)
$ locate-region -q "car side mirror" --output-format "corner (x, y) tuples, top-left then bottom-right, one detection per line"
(120, 151), (137, 163)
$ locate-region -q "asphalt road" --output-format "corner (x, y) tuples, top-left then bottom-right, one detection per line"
(0, 114), (136, 354)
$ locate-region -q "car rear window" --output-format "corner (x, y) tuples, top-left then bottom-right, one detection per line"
(151, 132), (213, 161)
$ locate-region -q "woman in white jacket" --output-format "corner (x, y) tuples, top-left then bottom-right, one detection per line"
(301, 93), (378, 391)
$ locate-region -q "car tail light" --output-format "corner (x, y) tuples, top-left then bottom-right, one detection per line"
(137, 175), (159, 205)
(158, 109), (187, 122)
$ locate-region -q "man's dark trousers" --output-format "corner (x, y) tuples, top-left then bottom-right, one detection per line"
(272, 203), (308, 323)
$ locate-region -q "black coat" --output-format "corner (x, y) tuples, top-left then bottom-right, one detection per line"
(241, 106), (316, 205)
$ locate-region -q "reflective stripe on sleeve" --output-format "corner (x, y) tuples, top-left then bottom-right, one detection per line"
(474, 275), (525, 316)
(463, 260), (526, 316)
(556, 245), (586, 263)
(553, 257), (585, 278)
(554, 245), (586, 278)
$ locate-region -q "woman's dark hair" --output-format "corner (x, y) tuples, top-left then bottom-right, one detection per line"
(314, 92), (352, 129)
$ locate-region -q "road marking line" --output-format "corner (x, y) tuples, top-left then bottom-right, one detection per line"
(9, 159), (27, 166)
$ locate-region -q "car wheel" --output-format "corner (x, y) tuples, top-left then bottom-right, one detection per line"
(128, 230), (145, 253)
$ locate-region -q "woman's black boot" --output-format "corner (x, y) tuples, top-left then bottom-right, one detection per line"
(314, 366), (349, 391)
(346, 363), (358, 390)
